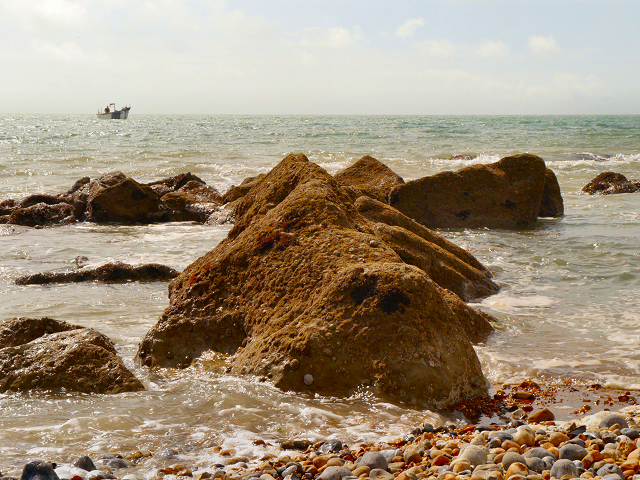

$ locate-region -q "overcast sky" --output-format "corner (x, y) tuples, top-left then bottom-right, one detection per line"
(1, 0), (639, 114)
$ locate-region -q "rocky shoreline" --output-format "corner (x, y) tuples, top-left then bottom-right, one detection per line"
(5, 383), (640, 480)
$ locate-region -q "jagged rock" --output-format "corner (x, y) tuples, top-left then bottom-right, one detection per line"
(85, 178), (162, 223)
(177, 180), (223, 204)
(147, 172), (206, 193)
(389, 154), (560, 229)
(0, 317), (144, 394)
(222, 173), (267, 204)
(334, 155), (404, 203)
(539, 168), (564, 217)
(582, 171), (638, 195)
(7, 203), (75, 227)
(137, 154), (497, 408)
(0, 198), (18, 216)
(15, 262), (179, 285)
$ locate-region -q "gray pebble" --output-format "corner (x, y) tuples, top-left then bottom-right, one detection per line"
(318, 440), (342, 454)
(525, 457), (545, 473)
(488, 432), (513, 442)
(317, 467), (354, 480)
(597, 464), (625, 480)
(559, 443), (588, 461)
(501, 452), (526, 470)
(105, 459), (129, 471)
(621, 428), (639, 440)
(458, 444), (487, 467)
(379, 449), (400, 463)
(549, 459), (578, 479)
(20, 461), (59, 480)
(358, 452), (388, 471)
(523, 447), (556, 460)
(599, 413), (629, 429)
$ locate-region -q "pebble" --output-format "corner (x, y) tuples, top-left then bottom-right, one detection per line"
(317, 466), (353, 480)
(558, 443), (587, 461)
(358, 452), (389, 471)
(549, 458), (578, 479)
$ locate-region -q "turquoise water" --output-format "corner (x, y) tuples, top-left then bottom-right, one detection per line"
(0, 115), (639, 474)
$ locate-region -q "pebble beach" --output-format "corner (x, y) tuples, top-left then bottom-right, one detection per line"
(7, 382), (640, 480)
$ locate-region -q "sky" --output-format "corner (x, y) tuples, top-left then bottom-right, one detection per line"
(1, 0), (639, 115)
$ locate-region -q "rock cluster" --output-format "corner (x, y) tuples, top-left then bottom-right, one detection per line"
(0, 317), (143, 394)
(389, 154), (563, 229)
(582, 172), (640, 195)
(0, 172), (224, 227)
(137, 153), (498, 408)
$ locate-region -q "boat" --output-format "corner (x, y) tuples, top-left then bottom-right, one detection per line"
(96, 103), (131, 119)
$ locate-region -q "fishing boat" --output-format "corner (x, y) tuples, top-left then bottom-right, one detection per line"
(96, 103), (131, 119)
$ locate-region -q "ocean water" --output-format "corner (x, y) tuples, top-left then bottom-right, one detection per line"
(1, 115), (639, 474)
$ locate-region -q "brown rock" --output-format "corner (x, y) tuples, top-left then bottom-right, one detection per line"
(0, 198), (18, 216)
(539, 169), (564, 217)
(505, 462), (528, 479)
(334, 155), (404, 203)
(147, 172), (206, 193)
(222, 173), (267, 204)
(8, 202), (75, 227)
(137, 153), (495, 407)
(389, 154), (553, 229)
(86, 178), (162, 223)
(0, 317), (144, 394)
(582, 172), (638, 195)
(15, 262), (178, 285)
(529, 408), (556, 423)
(178, 180), (223, 204)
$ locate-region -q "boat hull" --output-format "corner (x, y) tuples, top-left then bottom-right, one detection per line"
(96, 109), (130, 119)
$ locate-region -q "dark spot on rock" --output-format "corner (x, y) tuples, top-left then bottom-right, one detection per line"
(504, 199), (517, 209)
(374, 286), (410, 314)
(456, 210), (470, 220)
(130, 189), (148, 201)
(350, 270), (378, 305)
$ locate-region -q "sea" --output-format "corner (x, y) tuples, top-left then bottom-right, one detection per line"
(0, 115), (639, 475)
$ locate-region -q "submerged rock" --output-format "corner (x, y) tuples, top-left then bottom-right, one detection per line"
(137, 154), (497, 408)
(15, 263), (179, 285)
(389, 154), (563, 229)
(0, 317), (144, 394)
(582, 172), (639, 195)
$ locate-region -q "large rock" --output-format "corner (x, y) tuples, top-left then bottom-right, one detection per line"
(222, 173), (267, 204)
(539, 168), (564, 217)
(582, 172), (639, 195)
(15, 262), (179, 285)
(85, 178), (162, 223)
(334, 155), (404, 203)
(7, 203), (76, 227)
(137, 154), (497, 407)
(389, 154), (560, 229)
(0, 317), (144, 394)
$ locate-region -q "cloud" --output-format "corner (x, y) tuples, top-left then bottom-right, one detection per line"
(298, 27), (360, 49)
(475, 40), (509, 58)
(416, 39), (459, 58)
(396, 18), (425, 38)
(529, 35), (560, 56)
(2, 0), (86, 29)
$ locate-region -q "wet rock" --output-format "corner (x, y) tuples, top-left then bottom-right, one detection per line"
(7, 202), (75, 227)
(20, 460), (59, 480)
(137, 154), (494, 408)
(334, 155), (404, 203)
(539, 168), (564, 217)
(85, 178), (162, 223)
(549, 459), (577, 479)
(15, 262), (179, 285)
(318, 439), (343, 454)
(528, 408), (555, 423)
(389, 153), (559, 229)
(72, 456), (96, 472)
(0, 317), (144, 394)
(582, 172), (638, 195)
(280, 440), (312, 450)
(147, 172), (207, 195)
